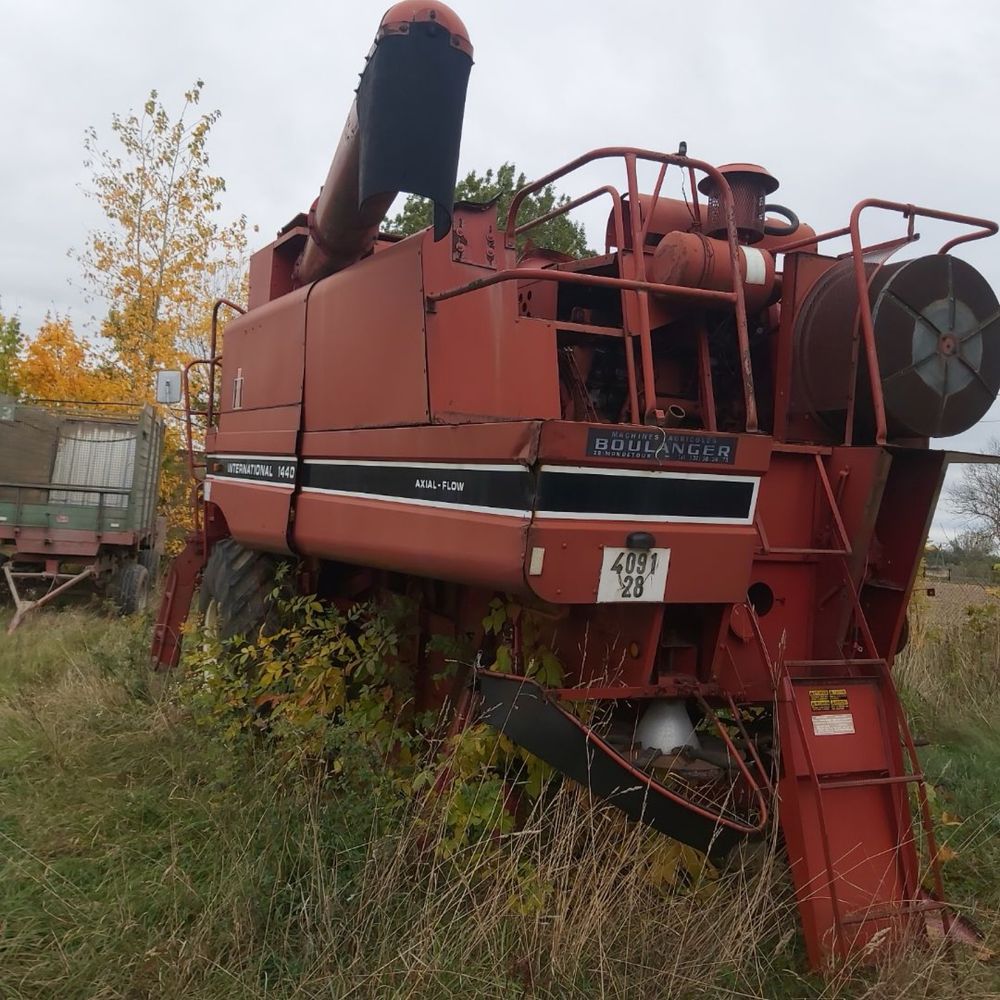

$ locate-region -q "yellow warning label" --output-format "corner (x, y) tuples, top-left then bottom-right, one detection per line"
(809, 689), (830, 711)
(808, 688), (850, 712)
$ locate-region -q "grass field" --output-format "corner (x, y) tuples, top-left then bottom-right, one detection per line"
(0, 603), (997, 998)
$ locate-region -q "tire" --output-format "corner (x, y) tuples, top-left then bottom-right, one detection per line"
(117, 562), (150, 615)
(138, 548), (161, 578)
(198, 538), (279, 641)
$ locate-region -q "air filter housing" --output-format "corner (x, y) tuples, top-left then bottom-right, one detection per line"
(698, 163), (779, 245)
(792, 254), (1000, 439)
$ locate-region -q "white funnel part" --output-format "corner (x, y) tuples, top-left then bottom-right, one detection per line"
(635, 699), (700, 754)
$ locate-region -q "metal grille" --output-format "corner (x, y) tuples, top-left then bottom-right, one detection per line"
(706, 182), (766, 243)
(50, 422), (136, 508)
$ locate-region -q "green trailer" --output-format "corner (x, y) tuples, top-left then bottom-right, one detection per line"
(0, 398), (166, 631)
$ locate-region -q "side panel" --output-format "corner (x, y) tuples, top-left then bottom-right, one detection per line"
(295, 495), (529, 591)
(300, 422), (540, 463)
(863, 449), (948, 658)
(217, 288), (309, 441)
(212, 406), (302, 457)
(0, 403), (59, 501)
(304, 237), (429, 430)
(527, 428), (770, 605)
(131, 406), (164, 540)
(294, 423), (542, 590)
(206, 479), (296, 555)
(426, 307), (561, 422)
(423, 226), (560, 422)
(212, 286), (308, 554)
(526, 520), (758, 605)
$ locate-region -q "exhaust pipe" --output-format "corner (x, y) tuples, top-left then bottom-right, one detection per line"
(293, 2), (474, 286)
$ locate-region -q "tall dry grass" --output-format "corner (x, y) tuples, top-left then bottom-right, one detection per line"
(895, 599), (1000, 731)
(259, 781), (995, 998)
(1, 606), (998, 997)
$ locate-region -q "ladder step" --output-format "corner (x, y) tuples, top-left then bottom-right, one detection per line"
(785, 658), (886, 669)
(554, 319), (626, 338)
(820, 773), (924, 790)
(841, 900), (946, 926)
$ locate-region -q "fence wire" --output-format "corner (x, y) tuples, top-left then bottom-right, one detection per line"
(914, 570), (1000, 630)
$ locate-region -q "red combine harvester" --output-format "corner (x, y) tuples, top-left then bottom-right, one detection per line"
(152, 2), (1000, 968)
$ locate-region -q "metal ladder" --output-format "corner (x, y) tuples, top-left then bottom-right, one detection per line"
(753, 454), (950, 965)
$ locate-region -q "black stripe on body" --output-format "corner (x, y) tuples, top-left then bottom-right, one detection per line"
(536, 468), (757, 522)
(301, 461), (534, 514)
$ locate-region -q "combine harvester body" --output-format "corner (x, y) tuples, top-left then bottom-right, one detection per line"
(152, 1), (1000, 968)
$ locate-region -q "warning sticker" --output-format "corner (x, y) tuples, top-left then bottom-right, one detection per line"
(808, 688), (850, 712)
(812, 712), (856, 736)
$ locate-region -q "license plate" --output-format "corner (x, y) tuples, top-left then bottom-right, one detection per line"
(597, 547), (670, 602)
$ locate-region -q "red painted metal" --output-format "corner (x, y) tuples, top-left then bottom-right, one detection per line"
(150, 0), (1000, 971)
(427, 265), (740, 306)
(150, 534), (204, 670)
(498, 147), (758, 429)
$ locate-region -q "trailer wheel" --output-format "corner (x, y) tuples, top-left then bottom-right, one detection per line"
(138, 548), (160, 578)
(117, 562), (150, 615)
(199, 538), (279, 641)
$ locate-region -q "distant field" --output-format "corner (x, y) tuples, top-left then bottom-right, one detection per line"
(919, 579), (1000, 626)
(0, 604), (997, 999)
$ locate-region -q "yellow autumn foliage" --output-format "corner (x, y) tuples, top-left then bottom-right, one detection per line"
(12, 82), (248, 546)
(80, 80), (247, 378)
(18, 314), (127, 405)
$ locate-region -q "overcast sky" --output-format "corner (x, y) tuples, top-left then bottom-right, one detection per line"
(3, 0), (999, 537)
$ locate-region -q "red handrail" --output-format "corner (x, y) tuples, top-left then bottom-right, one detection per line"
(499, 147), (757, 430)
(773, 200), (996, 446)
(182, 298), (246, 534)
(514, 184), (641, 423)
(848, 201), (997, 445)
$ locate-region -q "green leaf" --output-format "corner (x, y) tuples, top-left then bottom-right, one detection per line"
(493, 645), (513, 674)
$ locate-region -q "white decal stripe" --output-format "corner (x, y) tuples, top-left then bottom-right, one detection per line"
(300, 488), (756, 525)
(533, 509), (755, 525)
(206, 475), (294, 490)
(300, 485), (531, 518)
(304, 459), (525, 473)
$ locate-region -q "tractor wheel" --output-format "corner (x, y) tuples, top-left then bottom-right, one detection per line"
(138, 547), (161, 578)
(117, 561), (150, 615)
(198, 538), (279, 642)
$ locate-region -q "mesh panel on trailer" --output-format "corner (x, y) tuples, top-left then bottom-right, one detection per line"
(49, 423), (136, 508)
